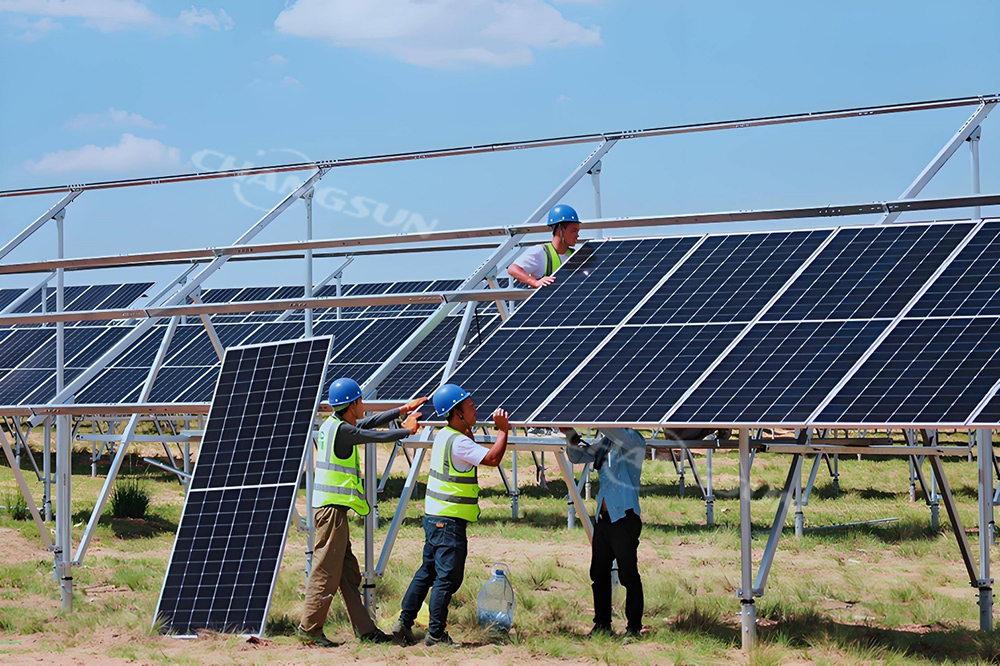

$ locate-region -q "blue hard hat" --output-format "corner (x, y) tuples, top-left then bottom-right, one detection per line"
(433, 383), (472, 418)
(328, 377), (362, 407)
(547, 204), (579, 227)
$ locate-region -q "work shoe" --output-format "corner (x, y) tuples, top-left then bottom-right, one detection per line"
(392, 621), (417, 647)
(589, 624), (615, 638)
(423, 631), (460, 647)
(296, 628), (339, 647)
(360, 629), (394, 644)
(623, 627), (643, 644)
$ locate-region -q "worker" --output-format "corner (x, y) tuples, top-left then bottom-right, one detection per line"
(393, 384), (510, 647)
(298, 377), (428, 647)
(565, 427), (646, 639)
(508, 203), (581, 288)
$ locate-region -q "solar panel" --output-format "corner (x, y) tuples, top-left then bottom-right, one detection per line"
(767, 224), (972, 321)
(669, 320), (888, 424)
(629, 230), (828, 325)
(817, 317), (1000, 425)
(445, 327), (610, 419)
(155, 336), (331, 636)
(511, 237), (700, 328)
(533, 324), (744, 423)
(447, 220), (1000, 427)
(910, 221), (1000, 318)
(0, 288), (24, 310)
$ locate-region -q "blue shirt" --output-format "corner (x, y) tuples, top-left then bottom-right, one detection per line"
(594, 428), (645, 523)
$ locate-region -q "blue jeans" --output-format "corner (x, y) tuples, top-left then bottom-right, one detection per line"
(399, 515), (468, 637)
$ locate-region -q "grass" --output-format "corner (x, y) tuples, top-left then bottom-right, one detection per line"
(1, 434), (1000, 664)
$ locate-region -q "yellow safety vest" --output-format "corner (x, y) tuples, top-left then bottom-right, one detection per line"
(425, 427), (480, 522)
(543, 243), (573, 277)
(312, 416), (369, 516)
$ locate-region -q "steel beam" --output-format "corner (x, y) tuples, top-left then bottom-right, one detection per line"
(8, 191), (1000, 278)
(4, 94), (996, 200)
(878, 103), (995, 224)
(738, 428), (757, 649)
(0, 190), (81, 260)
(26, 169), (329, 425)
(74, 317), (179, 564)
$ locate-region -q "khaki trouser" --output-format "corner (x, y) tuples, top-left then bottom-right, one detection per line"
(300, 505), (377, 636)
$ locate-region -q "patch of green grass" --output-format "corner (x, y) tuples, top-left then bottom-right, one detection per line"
(2, 489), (31, 521)
(109, 476), (150, 519)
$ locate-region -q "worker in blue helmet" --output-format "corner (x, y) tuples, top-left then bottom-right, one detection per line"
(508, 203), (582, 288)
(299, 377), (428, 647)
(394, 384), (510, 647)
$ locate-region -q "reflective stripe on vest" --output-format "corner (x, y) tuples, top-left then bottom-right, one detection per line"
(311, 416), (370, 516)
(425, 427), (480, 522)
(542, 243), (573, 277)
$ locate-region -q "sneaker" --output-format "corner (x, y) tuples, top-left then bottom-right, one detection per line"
(589, 624), (615, 638)
(424, 631), (460, 647)
(360, 629), (394, 644)
(296, 628), (339, 648)
(392, 621), (417, 647)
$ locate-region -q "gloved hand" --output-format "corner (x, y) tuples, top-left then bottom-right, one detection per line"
(402, 411), (422, 435)
(402, 396), (429, 416)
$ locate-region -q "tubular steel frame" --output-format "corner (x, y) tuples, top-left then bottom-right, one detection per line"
(3, 94), (1000, 647)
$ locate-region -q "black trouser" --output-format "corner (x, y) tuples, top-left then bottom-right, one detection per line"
(590, 509), (643, 632)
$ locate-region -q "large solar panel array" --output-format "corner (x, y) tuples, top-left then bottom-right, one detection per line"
(0, 282), (152, 320)
(445, 220), (1000, 428)
(155, 337), (331, 636)
(0, 277), (501, 407)
(204, 279), (474, 324)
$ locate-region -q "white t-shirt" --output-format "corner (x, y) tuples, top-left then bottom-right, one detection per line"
(510, 245), (569, 281)
(450, 432), (489, 472)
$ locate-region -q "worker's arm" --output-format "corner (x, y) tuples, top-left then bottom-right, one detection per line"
(479, 409), (510, 467)
(508, 263), (555, 289)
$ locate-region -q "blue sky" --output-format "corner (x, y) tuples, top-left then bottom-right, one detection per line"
(1, 0), (998, 290)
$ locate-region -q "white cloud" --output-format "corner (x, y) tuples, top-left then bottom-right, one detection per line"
(179, 6), (232, 31)
(273, 0), (601, 68)
(64, 107), (164, 131)
(25, 134), (182, 173)
(268, 53), (288, 65)
(0, 0), (159, 32)
(0, 0), (235, 34)
(280, 75), (300, 86)
(7, 14), (59, 40)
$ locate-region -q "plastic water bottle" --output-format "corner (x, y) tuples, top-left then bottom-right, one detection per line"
(476, 563), (515, 633)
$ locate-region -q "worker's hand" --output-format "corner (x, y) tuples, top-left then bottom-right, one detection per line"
(492, 409), (510, 432)
(400, 396), (429, 416)
(534, 276), (556, 288)
(402, 411), (422, 435)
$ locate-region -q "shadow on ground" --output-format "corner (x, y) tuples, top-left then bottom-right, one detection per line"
(672, 605), (1000, 662)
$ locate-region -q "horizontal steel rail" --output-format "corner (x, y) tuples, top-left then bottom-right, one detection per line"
(0, 288), (530, 326)
(2, 192), (998, 277)
(3, 94), (995, 200)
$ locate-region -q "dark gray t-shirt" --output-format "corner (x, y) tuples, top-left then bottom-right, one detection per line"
(332, 407), (410, 459)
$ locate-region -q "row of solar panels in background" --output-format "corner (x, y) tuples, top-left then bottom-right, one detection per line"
(202, 278), (513, 323)
(0, 311), (500, 407)
(447, 220), (1000, 427)
(0, 283), (153, 320)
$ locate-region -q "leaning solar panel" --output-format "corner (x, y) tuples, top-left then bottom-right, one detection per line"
(155, 337), (331, 636)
